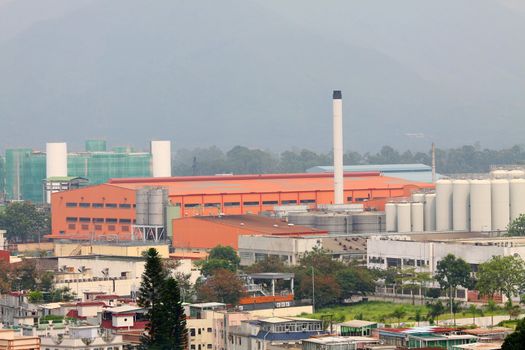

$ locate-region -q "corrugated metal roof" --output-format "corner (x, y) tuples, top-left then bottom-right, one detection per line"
(307, 164), (432, 172)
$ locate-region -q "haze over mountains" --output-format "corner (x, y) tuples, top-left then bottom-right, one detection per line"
(0, 0), (524, 153)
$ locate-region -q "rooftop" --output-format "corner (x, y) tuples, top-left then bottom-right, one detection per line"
(304, 336), (379, 344)
(339, 320), (378, 328)
(107, 172), (431, 196)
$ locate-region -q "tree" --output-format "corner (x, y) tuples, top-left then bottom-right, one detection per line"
(0, 202), (50, 242)
(196, 269), (245, 305)
(390, 307), (406, 327)
(137, 248), (168, 348)
(244, 255), (287, 273)
(28, 290), (43, 303)
(298, 273), (341, 309)
(198, 245), (240, 277)
(156, 278), (188, 350)
(485, 299), (498, 328)
(435, 254), (472, 324)
(477, 255), (525, 306)
(335, 267), (376, 301)
(506, 214), (525, 237)
(467, 304), (482, 325)
(426, 300), (445, 325)
(173, 272), (194, 303)
(414, 308), (422, 327)
(502, 318), (525, 350)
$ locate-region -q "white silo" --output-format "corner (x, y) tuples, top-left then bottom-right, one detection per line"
(151, 140), (172, 177)
(424, 193), (436, 231)
(470, 179), (492, 232)
(509, 169), (525, 179)
(397, 203), (412, 233)
(491, 179), (510, 231)
(412, 193), (425, 203)
(385, 202), (397, 232)
(436, 179), (453, 231)
(411, 202), (424, 232)
(510, 178), (525, 221)
(46, 142), (68, 178)
(452, 179), (470, 231)
(491, 169), (508, 179)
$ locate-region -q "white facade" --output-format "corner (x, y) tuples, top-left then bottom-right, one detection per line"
(411, 202), (424, 232)
(452, 180), (470, 231)
(436, 179), (453, 231)
(492, 179), (510, 231)
(470, 180), (492, 232)
(150, 140), (171, 177)
(332, 91), (344, 205)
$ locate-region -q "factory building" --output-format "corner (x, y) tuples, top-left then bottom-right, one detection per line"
(1, 139), (171, 203)
(49, 172), (431, 241)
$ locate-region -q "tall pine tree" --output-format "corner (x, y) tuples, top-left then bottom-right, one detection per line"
(138, 248), (188, 349)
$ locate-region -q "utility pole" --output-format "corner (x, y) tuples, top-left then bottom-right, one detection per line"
(312, 266), (315, 313)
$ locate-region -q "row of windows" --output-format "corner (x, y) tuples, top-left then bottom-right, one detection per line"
(183, 199), (316, 209)
(189, 327), (213, 336)
(66, 217), (133, 223)
(67, 224), (130, 231)
(66, 202), (133, 209)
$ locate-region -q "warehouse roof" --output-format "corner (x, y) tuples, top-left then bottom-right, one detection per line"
(107, 172), (429, 196)
(176, 214), (326, 235)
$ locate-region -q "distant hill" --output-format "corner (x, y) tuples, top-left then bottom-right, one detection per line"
(0, 0), (523, 152)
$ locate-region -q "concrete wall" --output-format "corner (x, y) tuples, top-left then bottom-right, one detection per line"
(54, 242), (169, 258)
(246, 305), (313, 318)
(238, 235), (319, 266)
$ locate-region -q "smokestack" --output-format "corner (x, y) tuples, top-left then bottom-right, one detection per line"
(151, 140), (172, 177)
(333, 90), (344, 205)
(432, 142), (436, 183)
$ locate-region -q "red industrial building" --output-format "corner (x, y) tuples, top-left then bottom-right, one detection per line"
(49, 172), (432, 241)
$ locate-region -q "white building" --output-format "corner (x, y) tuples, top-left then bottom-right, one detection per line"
(40, 324), (126, 350)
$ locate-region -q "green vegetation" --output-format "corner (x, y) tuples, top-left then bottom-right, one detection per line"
(477, 255), (525, 306)
(506, 214), (525, 237)
(0, 201), (50, 242)
(502, 317), (525, 350)
(305, 301), (510, 325)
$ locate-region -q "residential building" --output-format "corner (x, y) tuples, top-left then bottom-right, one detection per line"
(0, 329), (40, 350)
(0, 292), (39, 327)
(378, 327), (478, 349)
(40, 324), (126, 350)
(301, 336), (383, 350)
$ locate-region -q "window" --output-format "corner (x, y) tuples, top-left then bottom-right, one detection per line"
(347, 196), (353, 202)
(207, 345), (212, 349)
(300, 199), (316, 204)
(190, 328), (196, 337)
(67, 224), (76, 230)
(262, 200), (278, 205)
(66, 217), (78, 222)
(106, 218), (118, 223)
(79, 217), (90, 222)
(108, 225), (116, 231)
(119, 219), (131, 223)
(105, 203), (117, 208)
(66, 202), (77, 207)
(204, 203), (220, 207)
(93, 218), (104, 223)
(79, 203), (90, 208)
(207, 328), (212, 332)
(119, 203), (131, 208)
(81, 224), (89, 230)
(94, 225), (102, 230)
(281, 200), (297, 205)
(184, 203), (200, 208)
(243, 201), (259, 206)
(224, 202), (240, 207)
(121, 226), (130, 231)
(93, 203), (103, 208)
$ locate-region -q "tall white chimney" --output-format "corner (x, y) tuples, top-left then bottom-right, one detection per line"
(333, 90), (344, 205)
(151, 140), (172, 177)
(46, 142), (68, 203)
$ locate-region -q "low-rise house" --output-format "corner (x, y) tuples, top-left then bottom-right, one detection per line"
(0, 329), (40, 350)
(0, 292), (39, 327)
(302, 336), (383, 350)
(338, 320), (378, 337)
(378, 326), (478, 349)
(40, 324), (126, 350)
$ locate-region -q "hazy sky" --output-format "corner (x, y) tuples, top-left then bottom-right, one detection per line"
(0, 0), (524, 153)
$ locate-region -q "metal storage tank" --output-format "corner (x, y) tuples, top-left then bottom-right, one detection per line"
(510, 179), (525, 221)
(491, 179), (510, 231)
(412, 193), (425, 203)
(353, 212), (385, 233)
(509, 169), (525, 179)
(411, 202), (424, 232)
(396, 203), (411, 233)
(288, 214), (316, 227)
(148, 187), (167, 226)
(490, 170), (508, 179)
(424, 193), (436, 231)
(135, 187), (150, 225)
(314, 215), (351, 234)
(385, 203), (397, 232)
(452, 179), (470, 231)
(436, 179), (453, 231)
(470, 179), (492, 232)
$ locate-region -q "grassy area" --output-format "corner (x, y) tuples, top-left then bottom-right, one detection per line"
(302, 301), (512, 326)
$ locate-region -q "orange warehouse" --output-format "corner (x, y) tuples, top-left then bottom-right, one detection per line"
(171, 215), (326, 250)
(50, 172), (433, 240)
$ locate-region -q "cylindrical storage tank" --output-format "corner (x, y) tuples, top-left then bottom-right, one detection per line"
(436, 179), (453, 231)
(353, 212), (385, 233)
(424, 193), (436, 231)
(470, 179), (492, 232)
(135, 188), (149, 225)
(385, 203), (397, 232)
(510, 179), (525, 221)
(46, 142), (68, 178)
(491, 170), (508, 179)
(411, 202), (424, 232)
(151, 140), (172, 177)
(396, 203), (411, 233)
(148, 188), (166, 226)
(452, 180), (470, 231)
(509, 169), (525, 179)
(491, 179), (510, 231)
(288, 214), (316, 227)
(412, 193), (425, 203)
(314, 215), (351, 234)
